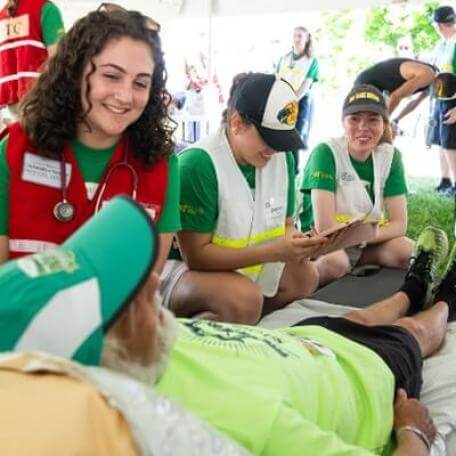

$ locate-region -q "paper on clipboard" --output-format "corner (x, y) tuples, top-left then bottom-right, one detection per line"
(314, 215), (379, 254)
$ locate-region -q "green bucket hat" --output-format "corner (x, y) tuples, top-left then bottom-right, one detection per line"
(0, 196), (158, 365)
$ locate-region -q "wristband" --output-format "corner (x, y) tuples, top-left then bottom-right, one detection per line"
(397, 425), (431, 452)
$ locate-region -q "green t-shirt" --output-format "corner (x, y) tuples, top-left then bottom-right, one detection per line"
(0, 137), (181, 234)
(169, 147), (295, 260)
(305, 56), (320, 82)
(41, 2), (65, 46)
(299, 142), (408, 232)
(179, 147), (295, 232)
(157, 319), (395, 456)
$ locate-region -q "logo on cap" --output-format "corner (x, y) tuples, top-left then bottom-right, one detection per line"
(277, 101), (298, 127)
(348, 91), (381, 104)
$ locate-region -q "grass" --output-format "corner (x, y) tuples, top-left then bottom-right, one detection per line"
(407, 177), (455, 250)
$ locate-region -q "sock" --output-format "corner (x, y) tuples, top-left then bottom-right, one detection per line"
(399, 277), (426, 313)
(441, 178), (451, 186)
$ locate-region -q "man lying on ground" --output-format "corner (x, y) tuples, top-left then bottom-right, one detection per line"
(1, 196), (455, 455)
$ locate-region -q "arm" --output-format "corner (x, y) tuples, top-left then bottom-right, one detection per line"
(310, 189), (337, 233)
(154, 233), (173, 275)
(370, 195), (407, 245)
(388, 65), (435, 114)
(393, 91), (428, 123)
(177, 217), (326, 271)
(41, 2), (65, 59)
(295, 78), (314, 100)
(154, 154), (181, 274)
(296, 58), (319, 100)
(393, 389), (435, 456)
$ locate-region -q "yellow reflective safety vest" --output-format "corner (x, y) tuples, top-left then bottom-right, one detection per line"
(326, 137), (393, 222)
(198, 128), (288, 297)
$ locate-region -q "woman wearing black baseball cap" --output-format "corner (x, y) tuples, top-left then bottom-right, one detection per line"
(160, 72), (328, 324)
(299, 84), (413, 286)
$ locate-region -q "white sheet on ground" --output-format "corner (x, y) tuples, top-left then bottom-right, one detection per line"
(259, 299), (456, 456)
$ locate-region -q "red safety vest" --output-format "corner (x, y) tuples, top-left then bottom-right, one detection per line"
(6, 122), (168, 259)
(0, 0), (48, 106)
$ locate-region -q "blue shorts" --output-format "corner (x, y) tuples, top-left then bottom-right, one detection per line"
(430, 98), (456, 149)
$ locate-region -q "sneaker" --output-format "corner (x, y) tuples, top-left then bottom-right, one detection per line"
(435, 179), (452, 193)
(441, 185), (456, 197)
(434, 241), (456, 320)
(405, 226), (448, 311)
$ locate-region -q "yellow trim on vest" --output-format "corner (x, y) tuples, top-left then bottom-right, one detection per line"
(212, 226), (285, 280)
(212, 226), (285, 249)
(240, 264), (263, 276)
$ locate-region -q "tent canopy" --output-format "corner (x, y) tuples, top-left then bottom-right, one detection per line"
(55, 0), (411, 23)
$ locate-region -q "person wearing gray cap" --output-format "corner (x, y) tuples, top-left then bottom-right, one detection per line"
(300, 84), (413, 286)
(429, 5), (456, 196)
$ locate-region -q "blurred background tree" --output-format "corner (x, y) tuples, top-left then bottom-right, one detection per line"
(365, 2), (440, 55)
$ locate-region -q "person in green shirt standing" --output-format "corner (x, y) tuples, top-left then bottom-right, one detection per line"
(0, 0), (65, 119)
(300, 84), (414, 286)
(0, 5), (180, 272)
(276, 25), (319, 172)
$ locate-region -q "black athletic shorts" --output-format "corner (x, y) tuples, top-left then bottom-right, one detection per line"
(430, 98), (456, 149)
(293, 316), (423, 399)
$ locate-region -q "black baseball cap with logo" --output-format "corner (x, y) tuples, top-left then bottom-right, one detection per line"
(433, 6), (456, 24)
(342, 84), (389, 119)
(231, 73), (304, 151)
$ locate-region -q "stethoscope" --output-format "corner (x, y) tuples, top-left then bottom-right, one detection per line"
(53, 145), (139, 223)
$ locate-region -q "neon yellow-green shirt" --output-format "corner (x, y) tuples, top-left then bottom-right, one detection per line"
(157, 319), (395, 456)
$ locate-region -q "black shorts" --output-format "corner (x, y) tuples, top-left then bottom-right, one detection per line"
(293, 316), (423, 399)
(430, 98), (456, 149)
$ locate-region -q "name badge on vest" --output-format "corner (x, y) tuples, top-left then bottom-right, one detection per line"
(0, 14), (29, 41)
(22, 153), (71, 189)
(265, 198), (285, 226)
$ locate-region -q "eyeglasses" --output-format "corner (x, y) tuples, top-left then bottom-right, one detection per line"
(97, 2), (161, 33)
(398, 45), (410, 51)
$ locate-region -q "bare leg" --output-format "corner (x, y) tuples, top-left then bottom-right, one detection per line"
(393, 302), (448, 358)
(440, 148), (450, 180)
(359, 236), (414, 269)
(170, 270), (263, 324)
(443, 148), (456, 183)
(345, 292), (410, 326)
(263, 260), (319, 315)
(314, 250), (351, 287)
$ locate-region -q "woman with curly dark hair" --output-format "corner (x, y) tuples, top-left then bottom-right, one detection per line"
(0, 4), (180, 272)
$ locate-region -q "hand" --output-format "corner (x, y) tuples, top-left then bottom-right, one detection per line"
(273, 231), (328, 262)
(444, 106), (456, 124)
(394, 389), (436, 447)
